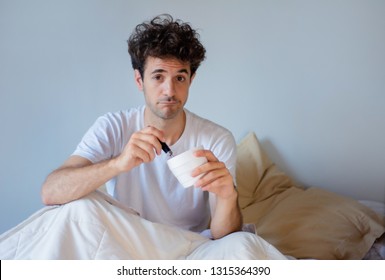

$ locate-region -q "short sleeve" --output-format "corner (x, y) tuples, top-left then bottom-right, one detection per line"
(72, 114), (120, 163)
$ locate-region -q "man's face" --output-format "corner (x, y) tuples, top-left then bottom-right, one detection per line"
(135, 56), (194, 120)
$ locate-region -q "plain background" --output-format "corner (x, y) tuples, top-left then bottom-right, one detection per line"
(1, 0), (384, 234)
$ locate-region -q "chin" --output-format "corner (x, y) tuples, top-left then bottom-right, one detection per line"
(159, 108), (182, 120)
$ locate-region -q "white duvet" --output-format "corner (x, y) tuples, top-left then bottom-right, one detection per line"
(0, 191), (287, 260)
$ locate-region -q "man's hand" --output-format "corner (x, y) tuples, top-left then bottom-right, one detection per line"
(41, 126), (166, 205)
(114, 126), (165, 172)
(190, 149), (242, 239)
(191, 149), (236, 199)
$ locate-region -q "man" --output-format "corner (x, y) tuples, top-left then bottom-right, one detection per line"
(1, 14), (286, 260)
(41, 14), (242, 240)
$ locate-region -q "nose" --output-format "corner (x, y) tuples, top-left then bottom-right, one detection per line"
(163, 79), (176, 96)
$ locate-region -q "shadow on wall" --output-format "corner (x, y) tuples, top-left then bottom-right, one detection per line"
(260, 138), (303, 187)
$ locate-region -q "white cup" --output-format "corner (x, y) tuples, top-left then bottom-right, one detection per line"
(167, 146), (207, 188)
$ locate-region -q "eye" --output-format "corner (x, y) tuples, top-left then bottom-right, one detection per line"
(152, 75), (162, 81)
(176, 76), (186, 82)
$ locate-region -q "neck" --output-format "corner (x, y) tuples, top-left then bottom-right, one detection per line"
(144, 107), (186, 145)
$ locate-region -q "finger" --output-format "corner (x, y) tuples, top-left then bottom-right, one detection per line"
(193, 149), (218, 162)
(191, 161), (226, 177)
(133, 130), (163, 156)
(130, 131), (162, 160)
(144, 126), (166, 142)
(194, 167), (229, 187)
(200, 175), (229, 192)
(196, 172), (235, 199)
(127, 139), (155, 162)
(143, 126), (166, 155)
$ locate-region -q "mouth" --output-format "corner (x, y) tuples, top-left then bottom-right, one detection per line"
(158, 98), (179, 105)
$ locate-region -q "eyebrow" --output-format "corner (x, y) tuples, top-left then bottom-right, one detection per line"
(150, 68), (189, 75)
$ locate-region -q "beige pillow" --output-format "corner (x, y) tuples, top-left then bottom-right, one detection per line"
(236, 132), (385, 259)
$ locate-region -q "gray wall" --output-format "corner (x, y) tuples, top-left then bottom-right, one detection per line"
(1, 0), (384, 234)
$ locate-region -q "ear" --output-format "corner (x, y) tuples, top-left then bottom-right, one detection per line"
(134, 69), (143, 91)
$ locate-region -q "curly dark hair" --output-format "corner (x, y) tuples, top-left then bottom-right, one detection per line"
(127, 14), (206, 78)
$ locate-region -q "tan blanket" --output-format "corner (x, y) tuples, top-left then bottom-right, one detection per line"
(236, 132), (385, 259)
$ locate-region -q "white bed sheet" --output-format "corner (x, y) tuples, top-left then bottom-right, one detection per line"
(0, 191), (287, 260)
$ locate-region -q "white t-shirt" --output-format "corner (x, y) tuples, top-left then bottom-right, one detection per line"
(73, 105), (236, 232)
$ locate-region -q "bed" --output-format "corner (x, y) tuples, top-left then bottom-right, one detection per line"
(0, 132), (384, 259)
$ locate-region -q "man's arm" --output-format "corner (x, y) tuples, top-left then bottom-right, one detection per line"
(209, 188), (242, 239)
(41, 155), (121, 205)
(41, 126), (165, 205)
(191, 150), (243, 239)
